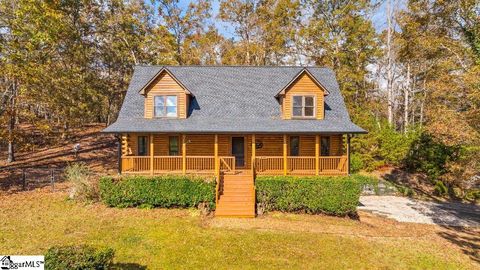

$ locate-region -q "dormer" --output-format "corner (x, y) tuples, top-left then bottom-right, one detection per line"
(139, 68), (191, 119)
(276, 69), (329, 120)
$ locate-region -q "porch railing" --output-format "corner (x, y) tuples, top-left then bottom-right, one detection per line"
(319, 156), (347, 172)
(121, 156), (236, 174)
(155, 156), (182, 171)
(186, 156), (215, 171)
(288, 157), (316, 173)
(254, 156), (284, 174)
(255, 156), (348, 175)
(121, 155), (347, 175)
(121, 156), (150, 173)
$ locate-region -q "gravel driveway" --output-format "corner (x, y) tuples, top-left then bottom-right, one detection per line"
(359, 196), (480, 227)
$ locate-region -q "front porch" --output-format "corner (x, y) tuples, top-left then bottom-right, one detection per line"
(119, 134), (350, 176)
(119, 134), (349, 175)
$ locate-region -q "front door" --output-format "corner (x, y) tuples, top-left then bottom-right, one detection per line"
(231, 137), (245, 167)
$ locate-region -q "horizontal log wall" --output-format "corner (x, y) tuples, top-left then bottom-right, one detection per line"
(121, 134), (344, 163)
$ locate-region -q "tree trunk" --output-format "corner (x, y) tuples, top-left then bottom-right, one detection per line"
(6, 80), (17, 163)
(7, 116), (15, 163)
(404, 63), (410, 133)
(420, 77), (427, 126)
(386, 0), (395, 126)
(61, 120), (69, 139)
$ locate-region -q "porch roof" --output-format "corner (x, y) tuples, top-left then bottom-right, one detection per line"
(105, 117), (365, 134)
(104, 66), (366, 134)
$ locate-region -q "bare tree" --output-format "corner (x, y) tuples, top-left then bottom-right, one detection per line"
(403, 63), (410, 133)
(386, 0), (395, 126)
(6, 78), (17, 163)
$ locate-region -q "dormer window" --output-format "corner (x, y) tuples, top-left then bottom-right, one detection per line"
(292, 95), (315, 118)
(154, 95), (177, 117)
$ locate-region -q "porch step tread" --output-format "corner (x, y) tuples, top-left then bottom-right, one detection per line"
(221, 187), (253, 191)
(215, 209), (255, 215)
(222, 184), (252, 187)
(219, 196), (253, 203)
(221, 192), (254, 196)
(223, 179), (253, 182)
(217, 201), (255, 206)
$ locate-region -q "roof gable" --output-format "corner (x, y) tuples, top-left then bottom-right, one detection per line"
(276, 68), (330, 97)
(138, 67), (192, 96)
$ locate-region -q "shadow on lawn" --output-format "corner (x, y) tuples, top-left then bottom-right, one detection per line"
(112, 263), (147, 270)
(437, 226), (480, 263)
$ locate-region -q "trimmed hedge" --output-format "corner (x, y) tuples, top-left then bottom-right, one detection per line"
(255, 175), (376, 215)
(99, 176), (215, 208)
(45, 245), (114, 270)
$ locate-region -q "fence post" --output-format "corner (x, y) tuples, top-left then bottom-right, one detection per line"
(22, 168), (26, 190)
(51, 168), (55, 191)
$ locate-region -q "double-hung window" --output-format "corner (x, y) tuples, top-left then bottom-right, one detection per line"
(292, 95), (315, 118)
(154, 95), (177, 117)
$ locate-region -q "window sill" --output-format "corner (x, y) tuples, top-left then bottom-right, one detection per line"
(290, 117), (318, 120)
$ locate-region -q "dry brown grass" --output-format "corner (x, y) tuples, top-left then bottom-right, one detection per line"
(0, 186), (478, 269)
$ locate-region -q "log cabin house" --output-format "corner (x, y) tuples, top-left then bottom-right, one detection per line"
(103, 66), (366, 217)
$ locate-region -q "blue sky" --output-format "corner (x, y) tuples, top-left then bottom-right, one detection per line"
(172, 0), (402, 38)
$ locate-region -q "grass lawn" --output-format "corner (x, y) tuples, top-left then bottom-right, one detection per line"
(0, 186), (478, 270)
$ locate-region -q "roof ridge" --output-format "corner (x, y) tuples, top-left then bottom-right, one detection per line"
(134, 64), (332, 69)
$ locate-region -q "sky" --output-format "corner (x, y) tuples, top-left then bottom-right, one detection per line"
(173, 0), (406, 39)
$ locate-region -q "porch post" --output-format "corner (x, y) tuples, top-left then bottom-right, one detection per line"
(251, 134), (256, 175)
(283, 134), (287, 176)
(182, 134), (186, 175)
(149, 134), (154, 175)
(347, 134), (351, 175)
(117, 134), (122, 174)
(214, 134), (218, 177)
(315, 135), (319, 175)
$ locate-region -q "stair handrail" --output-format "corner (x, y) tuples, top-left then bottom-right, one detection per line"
(250, 156), (256, 216)
(215, 158), (220, 206)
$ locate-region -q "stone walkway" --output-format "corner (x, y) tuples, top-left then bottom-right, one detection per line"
(359, 196), (480, 227)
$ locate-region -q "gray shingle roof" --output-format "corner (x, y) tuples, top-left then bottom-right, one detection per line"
(103, 66), (366, 134)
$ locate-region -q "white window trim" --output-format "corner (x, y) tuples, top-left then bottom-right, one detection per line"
(291, 95), (316, 119)
(154, 95), (178, 118)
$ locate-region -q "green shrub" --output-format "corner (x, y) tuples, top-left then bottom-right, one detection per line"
(45, 245), (114, 270)
(404, 133), (458, 180)
(65, 162), (98, 202)
(465, 189), (480, 202)
(434, 180), (448, 196)
(349, 115), (422, 171)
(255, 175), (376, 216)
(99, 176), (215, 209)
(350, 153), (365, 173)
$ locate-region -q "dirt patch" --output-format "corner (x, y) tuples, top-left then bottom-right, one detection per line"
(0, 124), (117, 192)
(369, 166), (436, 196)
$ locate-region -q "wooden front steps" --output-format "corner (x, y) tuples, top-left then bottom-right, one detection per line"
(215, 174), (255, 218)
